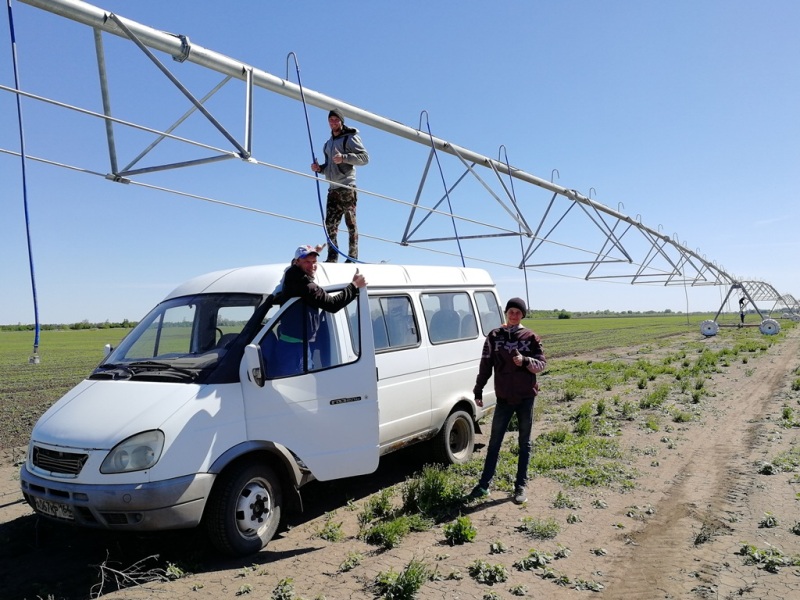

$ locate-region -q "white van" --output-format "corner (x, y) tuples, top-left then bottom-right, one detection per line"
(20, 263), (502, 555)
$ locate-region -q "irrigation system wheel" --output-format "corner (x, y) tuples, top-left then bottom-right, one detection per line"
(759, 318), (781, 335)
(700, 320), (719, 337)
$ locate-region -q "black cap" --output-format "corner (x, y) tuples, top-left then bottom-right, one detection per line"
(328, 108), (345, 123)
(505, 297), (527, 315)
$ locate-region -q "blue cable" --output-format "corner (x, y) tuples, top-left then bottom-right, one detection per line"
(287, 52), (362, 264)
(6, 0), (40, 362)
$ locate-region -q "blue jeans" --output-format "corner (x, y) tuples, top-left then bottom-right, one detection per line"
(477, 397), (535, 490)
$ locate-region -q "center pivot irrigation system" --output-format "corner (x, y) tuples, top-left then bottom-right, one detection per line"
(3, 0), (798, 361)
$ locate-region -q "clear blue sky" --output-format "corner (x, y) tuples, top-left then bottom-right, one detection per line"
(2, 0), (798, 325)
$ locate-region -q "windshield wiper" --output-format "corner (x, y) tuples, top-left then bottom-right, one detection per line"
(127, 360), (198, 378)
(92, 362), (136, 380)
(98, 362), (135, 374)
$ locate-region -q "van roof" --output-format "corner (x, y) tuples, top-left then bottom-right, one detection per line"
(165, 263), (496, 300)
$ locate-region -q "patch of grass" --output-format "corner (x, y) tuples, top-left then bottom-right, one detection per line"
(401, 464), (465, 520)
(488, 540), (508, 554)
(573, 415), (592, 436)
(358, 487), (396, 526)
(552, 490), (580, 509)
(514, 548), (554, 570)
(620, 401), (638, 420)
(313, 512), (344, 542)
(361, 513), (433, 549)
(671, 409), (693, 423)
(737, 543), (800, 573)
(759, 512), (779, 528)
(530, 429), (636, 488)
(639, 384), (670, 409)
(643, 415), (660, 431)
(271, 578), (295, 600)
(373, 558), (432, 599)
(769, 447), (800, 472)
(443, 515), (477, 546)
(338, 551), (363, 573)
(517, 516), (560, 539)
(467, 560), (508, 585)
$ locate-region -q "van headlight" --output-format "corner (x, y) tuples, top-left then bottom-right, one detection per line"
(101, 430), (165, 473)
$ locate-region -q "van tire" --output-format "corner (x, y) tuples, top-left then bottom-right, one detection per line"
(433, 410), (475, 465)
(205, 460), (282, 556)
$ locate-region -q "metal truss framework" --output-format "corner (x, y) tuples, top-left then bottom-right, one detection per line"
(4, 0), (795, 309)
(713, 281), (783, 322)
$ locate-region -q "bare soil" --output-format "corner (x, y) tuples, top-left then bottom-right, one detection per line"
(2, 327), (800, 600)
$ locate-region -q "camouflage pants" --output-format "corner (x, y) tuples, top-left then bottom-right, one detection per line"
(324, 187), (358, 262)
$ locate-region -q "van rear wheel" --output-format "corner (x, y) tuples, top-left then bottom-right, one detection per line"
(205, 460), (282, 556)
(433, 410), (474, 465)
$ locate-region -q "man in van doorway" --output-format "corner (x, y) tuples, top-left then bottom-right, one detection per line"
(273, 244), (367, 376)
(470, 297), (546, 504)
(311, 108), (369, 263)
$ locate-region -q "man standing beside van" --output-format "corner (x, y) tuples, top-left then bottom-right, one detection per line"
(273, 244), (367, 376)
(470, 297), (546, 504)
(311, 108), (369, 263)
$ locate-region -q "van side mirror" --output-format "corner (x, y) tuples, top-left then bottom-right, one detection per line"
(104, 344), (114, 356)
(244, 343), (265, 387)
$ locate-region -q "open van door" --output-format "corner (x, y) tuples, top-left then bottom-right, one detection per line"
(241, 290), (379, 480)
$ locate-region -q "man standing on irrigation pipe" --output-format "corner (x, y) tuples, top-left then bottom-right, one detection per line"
(470, 297), (546, 505)
(311, 108), (369, 263)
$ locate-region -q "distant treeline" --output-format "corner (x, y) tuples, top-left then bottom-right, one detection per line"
(1, 320), (137, 332)
(528, 308), (693, 320)
(1, 310), (698, 331)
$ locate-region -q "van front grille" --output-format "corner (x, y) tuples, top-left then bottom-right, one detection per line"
(32, 446), (88, 475)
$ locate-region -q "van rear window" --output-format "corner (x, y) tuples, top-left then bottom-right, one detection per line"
(475, 291), (502, 335)
(369, 296), (418, 350)
(421, 292), (479, 344)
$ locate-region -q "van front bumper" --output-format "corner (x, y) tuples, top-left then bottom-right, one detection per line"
(20, 464), (215, 531)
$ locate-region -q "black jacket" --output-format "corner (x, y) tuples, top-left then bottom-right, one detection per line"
(278, 264), (359, 342)
(473, 325), (547, 405)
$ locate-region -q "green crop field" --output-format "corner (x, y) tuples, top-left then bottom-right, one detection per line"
(0, 313), (769, 449)
(0, 328), (131, 450)
(530, 313), (718, 356)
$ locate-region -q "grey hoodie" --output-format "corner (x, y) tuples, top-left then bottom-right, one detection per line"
(319, 126), (369, 189)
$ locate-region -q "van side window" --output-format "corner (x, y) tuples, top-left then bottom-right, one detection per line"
(475, 291), (502, 335)
(128, 303), (196, 358)
(215, 305), (257, 350)
(369, 296), (418, 351)
(261, 298), (360, 379)
(345, 301), (360, 355)
(422, 292), (478, 343)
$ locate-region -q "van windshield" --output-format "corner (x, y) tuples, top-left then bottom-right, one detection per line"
(92, 293), (262, 382)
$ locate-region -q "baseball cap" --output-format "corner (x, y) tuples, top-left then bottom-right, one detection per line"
(294, 245), (320, 260)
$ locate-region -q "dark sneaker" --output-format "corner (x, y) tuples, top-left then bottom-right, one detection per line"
(513, 487), (527, 504)
(468, 485), (489, 500)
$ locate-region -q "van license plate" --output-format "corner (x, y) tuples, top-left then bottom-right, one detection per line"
(34, 497), (74, 520)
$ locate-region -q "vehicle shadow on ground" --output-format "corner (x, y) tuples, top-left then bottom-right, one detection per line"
(0, 442), (456, 600)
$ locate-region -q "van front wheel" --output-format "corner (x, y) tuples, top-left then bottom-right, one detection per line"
(433, 410), (475, 465)
(205, 460), (282, 556)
